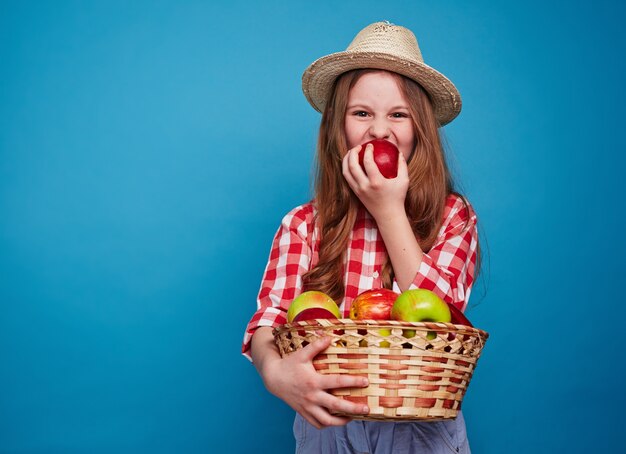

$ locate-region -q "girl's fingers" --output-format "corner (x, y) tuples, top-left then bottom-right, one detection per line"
(319, 373), (369, 390)
(360, 143), (381, 178)
(316, 390), (369, 417)
(343, 145), (363, 169)
(299, 410), (325, 430)
(397, 150), (409, 178)
(289, 335), (369, 428)
(318, 374), (370, 416)
(342, 148), (358, 189)
(343, 144), (371, 190)
(299, 336), (332, 362)
(308, 405), (354, 428)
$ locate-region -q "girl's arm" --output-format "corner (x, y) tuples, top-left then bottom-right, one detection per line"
(343, 145), (478, 306)
(243, 206), (369, 428)
(250, 327), (369, 429)
(373, 209), (423, 291)
(343, 145), (421, 291)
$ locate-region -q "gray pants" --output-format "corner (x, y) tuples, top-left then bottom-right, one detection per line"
(294, 411), (470, 454)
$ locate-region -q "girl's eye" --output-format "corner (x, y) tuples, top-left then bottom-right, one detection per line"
(353, 111), (369, 117)
(392, 112), (409, 118)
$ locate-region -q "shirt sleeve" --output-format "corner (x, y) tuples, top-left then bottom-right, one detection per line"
(241, 204), (314, 361)
(404, 195), (479, 312)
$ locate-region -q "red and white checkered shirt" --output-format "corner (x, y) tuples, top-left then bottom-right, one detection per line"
(242, 193), (478, 360)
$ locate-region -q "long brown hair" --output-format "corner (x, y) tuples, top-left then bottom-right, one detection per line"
(302, 69), (455, 301)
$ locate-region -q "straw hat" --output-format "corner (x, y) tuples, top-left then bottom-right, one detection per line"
(302, 21), (462, 126)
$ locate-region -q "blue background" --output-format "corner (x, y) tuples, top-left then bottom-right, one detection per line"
(1, 1), (625, 452)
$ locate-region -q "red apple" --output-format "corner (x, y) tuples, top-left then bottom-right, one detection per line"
(448, 303), (473, 327)
(391, 289), (451, 323)
(358, 139), (399, 179)
(287, 290), (341, 322)
(349, 288), (399, 320)
(292, 307), (338, 322)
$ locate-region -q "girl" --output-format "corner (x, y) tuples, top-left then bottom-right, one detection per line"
(242, 21), (479, 453)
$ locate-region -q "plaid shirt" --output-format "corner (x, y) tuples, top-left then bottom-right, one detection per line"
(242, 193), (478, 359)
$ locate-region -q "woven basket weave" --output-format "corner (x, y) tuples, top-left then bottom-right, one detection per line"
(273, 318), (489, 421)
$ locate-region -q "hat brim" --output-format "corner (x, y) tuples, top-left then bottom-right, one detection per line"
(302, 51), (461, 126)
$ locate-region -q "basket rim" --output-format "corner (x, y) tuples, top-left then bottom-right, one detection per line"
(274, 318), (489, 339)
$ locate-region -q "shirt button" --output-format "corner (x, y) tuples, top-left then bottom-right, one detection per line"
(372, 271), (379, 279)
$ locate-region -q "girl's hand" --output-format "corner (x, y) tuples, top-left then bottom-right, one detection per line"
(342, 143), (409, 222)
(258, 334), (370, 429)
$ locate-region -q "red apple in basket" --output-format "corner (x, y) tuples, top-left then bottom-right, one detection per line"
(391, 289), (451, 340)
(292, 307), (338, 322)
(287, 290), (341, 323)
(350, 288), (398, 347)
(358, 139), (399, 179)
(448, 303), (473, 327)
(349, 288), (398, 320)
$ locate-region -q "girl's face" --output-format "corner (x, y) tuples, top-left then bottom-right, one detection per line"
(344, 71), (416, 160)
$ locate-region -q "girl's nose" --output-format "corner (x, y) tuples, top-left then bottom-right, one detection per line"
(368, 119), (390, 139)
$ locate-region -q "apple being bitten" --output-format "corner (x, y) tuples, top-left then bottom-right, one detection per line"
(287, 290), (341, 323)
(358, 139), (399, 179)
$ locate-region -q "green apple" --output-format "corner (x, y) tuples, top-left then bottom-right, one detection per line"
(378, 328), (392, 347)
(391, 289), (451, 323)
(358, 327), (391, 347)
(287, 290), (341, 322)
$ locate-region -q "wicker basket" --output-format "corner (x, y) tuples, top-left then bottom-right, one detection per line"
(273, 318), (489, 421)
